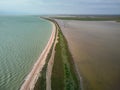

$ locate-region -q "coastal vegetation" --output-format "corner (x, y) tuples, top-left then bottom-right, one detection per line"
(52, 16), (120, 21)
(51, 21), (80, 90)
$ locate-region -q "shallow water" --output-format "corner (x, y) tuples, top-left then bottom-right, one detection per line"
(0, 16), (52, 90)
(58, 20), (120, 90)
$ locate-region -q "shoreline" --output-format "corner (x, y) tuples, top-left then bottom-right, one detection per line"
(46, 20), (58, 90)
(20, 20), (56, 90)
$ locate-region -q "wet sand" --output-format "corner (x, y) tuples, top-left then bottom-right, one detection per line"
(56, 20), (120, 90)
(20, 23), (56, 90)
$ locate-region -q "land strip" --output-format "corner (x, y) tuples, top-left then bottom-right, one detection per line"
(51, 20), (80, 90)
(51, 16), (120, 21)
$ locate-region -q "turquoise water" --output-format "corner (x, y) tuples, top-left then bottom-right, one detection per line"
(0, 16), (52, 90)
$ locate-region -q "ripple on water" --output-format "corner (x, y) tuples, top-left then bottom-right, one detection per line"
(0, 16), (52, 90)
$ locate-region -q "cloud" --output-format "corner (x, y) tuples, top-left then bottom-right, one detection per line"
(0, 0), (120, 15)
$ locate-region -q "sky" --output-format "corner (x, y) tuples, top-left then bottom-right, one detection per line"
(0, 0), (120, 15)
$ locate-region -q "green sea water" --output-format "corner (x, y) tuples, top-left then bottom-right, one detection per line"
(0, 16), (52, 90)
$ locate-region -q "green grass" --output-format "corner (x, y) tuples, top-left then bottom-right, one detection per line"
(51, 22), (80, 90)
(51, 36), (64, 90)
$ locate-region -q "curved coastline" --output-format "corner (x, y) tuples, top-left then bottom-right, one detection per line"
(20, 19), (56, 90)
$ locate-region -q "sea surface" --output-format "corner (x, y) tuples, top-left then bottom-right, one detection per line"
(0, 16), (52, 90)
